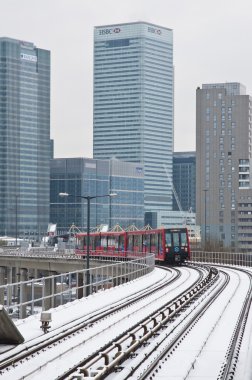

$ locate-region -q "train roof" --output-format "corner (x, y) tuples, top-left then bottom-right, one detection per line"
(76, 226), (188, 238)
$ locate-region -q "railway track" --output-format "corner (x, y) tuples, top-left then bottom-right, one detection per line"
(66, 264), (218, 379)
(0, 265), (203, 379)
(3, 264), (247, 380)
(0, 268), (203, 380)
(111, 266), (251, 380)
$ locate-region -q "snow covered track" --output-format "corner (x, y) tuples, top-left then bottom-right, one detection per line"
(118, 266), (252, 380)
(2, 265), (250, 380)
(0, 266), (198, 379)
(64, 265), (216, 379)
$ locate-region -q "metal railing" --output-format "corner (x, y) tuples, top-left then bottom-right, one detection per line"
(191, 251), (252, 267)
(0, 254), (155, 320)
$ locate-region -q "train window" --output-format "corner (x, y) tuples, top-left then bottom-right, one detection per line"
(150, 234), (158, 254)
(101, 237), (108, 250)
(118, 235), (125, 251)
(181, 232), (188, 246)
(94, 236), (100, 248)
(143, 234), (151, 252)
(134, 235), (141, 251)
(90, 236), (95, 250)
(173, 232), (180, 247)
(165, 232), (172, 247)
(158, 233), (162, 253)
(108, 237), (116, 247)
(128, 235), (133, 250)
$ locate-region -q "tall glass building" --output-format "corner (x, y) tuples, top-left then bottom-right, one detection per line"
(93, 22), (174, 213)
(50, 158), (144, 231)
(0, 37), (50, 238)
(173, 152), (196, 213)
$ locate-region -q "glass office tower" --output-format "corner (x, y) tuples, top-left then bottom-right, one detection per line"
(93, 22), (174, 213)
(0, 38), (50, 238)
(50, 158), (144, 230)
(173, 152), (196, 213)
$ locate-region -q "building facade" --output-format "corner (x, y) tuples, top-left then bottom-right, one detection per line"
(196, 83), (252, 251)
(50, 158), (144, 231)
(173, 151), (196, 213)
(0, 37), (51, 238)
(93, 22), (174, 213)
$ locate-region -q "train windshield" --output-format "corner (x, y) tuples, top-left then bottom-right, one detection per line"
(165, 230), (189, 248)
(181, 232), (188, 246)
(173, 232), (180, 247)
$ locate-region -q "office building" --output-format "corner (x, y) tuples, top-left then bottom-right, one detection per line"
(50, 158), (144, 230)
(173, 152), (196, 213)
(0, 37), (51, 238)
(93, 22), (174, 213)
(196, 83), (252, 251)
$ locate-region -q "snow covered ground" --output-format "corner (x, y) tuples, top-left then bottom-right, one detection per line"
(0, 266), (200, 379)
(1, 264), (251, 380)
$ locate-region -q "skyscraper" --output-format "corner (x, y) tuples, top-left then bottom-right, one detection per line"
(0, 37), (51, 238)
(196, 83), (252, 251)
(93, 22), (174, 213)
(173, 152), (196, 213)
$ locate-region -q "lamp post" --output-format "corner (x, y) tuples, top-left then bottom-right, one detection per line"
(58, 192), (117, 296)
(15, 195), (18, 246)
(203, 189), (208, 250)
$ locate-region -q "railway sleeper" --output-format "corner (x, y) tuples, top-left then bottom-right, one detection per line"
(76, 269), (219, 379)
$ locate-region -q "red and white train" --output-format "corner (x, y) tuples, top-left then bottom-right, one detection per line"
(75, 227), (190, 264)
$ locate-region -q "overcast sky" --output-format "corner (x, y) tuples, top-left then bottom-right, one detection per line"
(1, 0), (252, 158)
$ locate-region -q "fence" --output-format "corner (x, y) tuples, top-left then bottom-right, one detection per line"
(191, 251), (252, 267)
(0, 254), (155, 320)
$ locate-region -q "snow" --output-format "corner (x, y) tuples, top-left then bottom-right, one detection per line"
(1, 264), (252, 380)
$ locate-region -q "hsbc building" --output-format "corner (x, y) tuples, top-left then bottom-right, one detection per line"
(93, 22), (174, 215)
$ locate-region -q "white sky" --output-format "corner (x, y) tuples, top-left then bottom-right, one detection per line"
(1, 0), (252, 158)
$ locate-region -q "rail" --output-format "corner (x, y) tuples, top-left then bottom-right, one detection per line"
(191, 251), (252, 267)
(0, 254), (155, 319)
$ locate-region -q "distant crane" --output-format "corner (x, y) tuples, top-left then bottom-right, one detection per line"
(163, 164), (197, 240)
(163, 164), (183, 214)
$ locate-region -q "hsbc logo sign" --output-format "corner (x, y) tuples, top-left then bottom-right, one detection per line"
(99, 27), (121, 35)
(148, 27), (162, 35)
